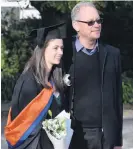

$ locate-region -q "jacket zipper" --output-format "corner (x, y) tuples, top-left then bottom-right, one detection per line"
(101, 52), (107, 132)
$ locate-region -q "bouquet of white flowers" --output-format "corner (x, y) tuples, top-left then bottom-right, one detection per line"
(42, 110), (73, 149)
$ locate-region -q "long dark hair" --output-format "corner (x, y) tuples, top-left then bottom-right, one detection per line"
(23, 40), (64, 93)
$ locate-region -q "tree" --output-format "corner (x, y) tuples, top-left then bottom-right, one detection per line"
(30, 1), (79, 25)
(100, 1), (133, 72)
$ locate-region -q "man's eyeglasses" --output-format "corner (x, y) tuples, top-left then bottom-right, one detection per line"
(76, 18), (103, 26)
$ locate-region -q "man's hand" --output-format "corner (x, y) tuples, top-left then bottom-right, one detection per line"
(114, 146), (122, 149)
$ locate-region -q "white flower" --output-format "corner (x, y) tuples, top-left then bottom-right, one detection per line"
(63, 74), (71, 86)
(42, 117), (66, 140)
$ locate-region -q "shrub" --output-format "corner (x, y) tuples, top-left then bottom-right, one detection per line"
(122, 74), (133, 104)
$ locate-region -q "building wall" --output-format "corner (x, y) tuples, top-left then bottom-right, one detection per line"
(1, 0), (41, 20)
(1, 7), (20, 20)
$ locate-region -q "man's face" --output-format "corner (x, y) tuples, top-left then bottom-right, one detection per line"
(74, 6), (102, 40)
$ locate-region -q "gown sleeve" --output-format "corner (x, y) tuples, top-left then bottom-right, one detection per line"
(11, 72), (40, 120)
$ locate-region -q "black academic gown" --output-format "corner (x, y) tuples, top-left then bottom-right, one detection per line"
(10, 70), (63, 149)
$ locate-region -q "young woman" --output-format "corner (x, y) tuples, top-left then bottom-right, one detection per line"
(5, 23), (67, 149)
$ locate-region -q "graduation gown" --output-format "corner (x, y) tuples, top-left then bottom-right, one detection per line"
(5, 70), (63, 149)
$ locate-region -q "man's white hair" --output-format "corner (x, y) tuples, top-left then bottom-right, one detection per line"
(71, 1), (97, 22)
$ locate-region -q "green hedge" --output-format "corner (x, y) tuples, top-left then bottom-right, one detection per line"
(1, 36), (30, 101)
(122, 74), (133, 104)
(1, 8), (42, 101)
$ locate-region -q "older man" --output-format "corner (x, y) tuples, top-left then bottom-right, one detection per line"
(63, 2), (123, 149)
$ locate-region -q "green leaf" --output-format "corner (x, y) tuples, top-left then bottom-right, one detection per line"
(48, 110), (52, 118)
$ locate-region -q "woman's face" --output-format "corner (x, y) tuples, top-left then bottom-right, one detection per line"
(44, 39), (63, 67)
